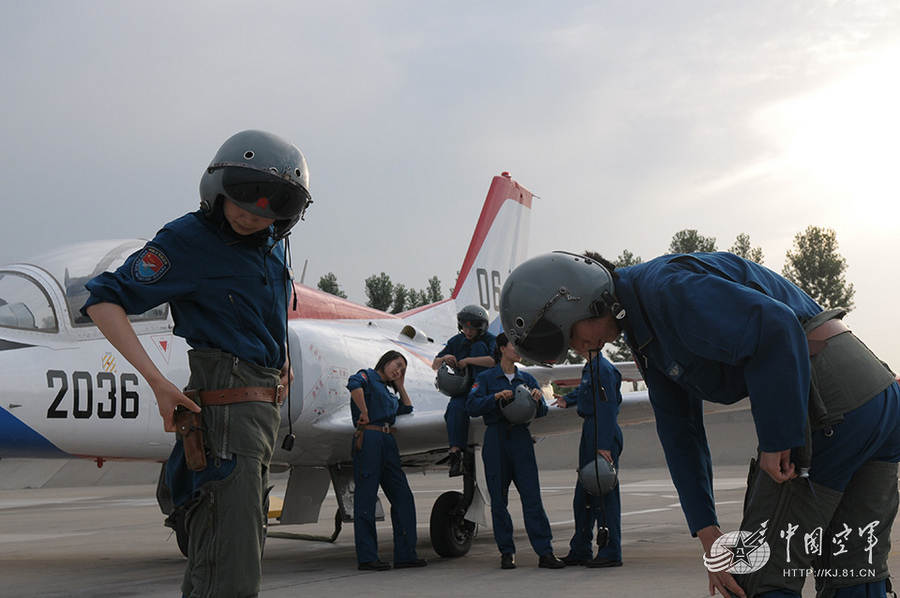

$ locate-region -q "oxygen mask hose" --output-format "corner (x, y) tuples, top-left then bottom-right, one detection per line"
(586, 348), (610, 547)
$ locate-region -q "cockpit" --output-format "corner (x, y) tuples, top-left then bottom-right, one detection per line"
(0, 240), (168, 335)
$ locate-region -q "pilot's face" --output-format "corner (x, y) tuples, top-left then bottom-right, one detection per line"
(460, 322), (480, 340)
(382, 357), (407, 382)
(499, 341), (520, 362)
(223, 199), (276, 236)
(570, 315), (620, 358)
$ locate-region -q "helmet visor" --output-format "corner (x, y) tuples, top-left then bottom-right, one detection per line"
(516, 317), (566, 364)
(220, 166), (310, 220)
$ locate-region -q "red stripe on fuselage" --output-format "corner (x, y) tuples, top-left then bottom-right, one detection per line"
(288, 284), (399, 320)
(451, 174), (533, 299)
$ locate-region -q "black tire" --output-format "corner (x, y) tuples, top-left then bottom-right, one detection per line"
(429, 490), (475, 557)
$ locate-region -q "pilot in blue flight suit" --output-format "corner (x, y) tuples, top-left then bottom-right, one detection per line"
(501, 251), (900, 598)
(82, 130), (311, 598)
(432, 304), (497, 476)
(348, 350), (426, 571)
(466, 332), (566, 570)
(558, 353), (623, 568)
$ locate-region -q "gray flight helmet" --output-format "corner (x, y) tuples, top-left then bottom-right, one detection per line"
(435, 363), (474, 397)
(199, 130), (312, 241)
(500, 384), (538, 425)
(579, 455), (618, 496)
(499, 252), (623, 365)
(457, 304), (489, 334)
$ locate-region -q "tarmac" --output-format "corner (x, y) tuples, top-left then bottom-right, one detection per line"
(1, 412), (897, 597)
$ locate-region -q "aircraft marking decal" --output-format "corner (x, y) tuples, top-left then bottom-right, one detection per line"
(0, 405), (70, 457)
(45, 370), (140, 420)
(151, 335), (172, 363)
(101, 353), (117, 373)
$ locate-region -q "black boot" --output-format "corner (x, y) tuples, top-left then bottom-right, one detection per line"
(448, 451), (463, 477)
(501, 553), (516, 569)
(585, 556), (622, 568)
(538, 553), (566, 569)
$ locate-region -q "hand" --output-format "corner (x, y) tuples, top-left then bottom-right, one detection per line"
(280, 361), (294, 387)
(150, 378), (200, 433)
(597, 449), (613, 464)
(553, 396), (567, 408)
(530, 388), (543, 402)
(457, 358), (469, 369)
(697, 525), (746, 598)
(443, 355), (458, 368)
(495, 389), (513, 401)
(759, 449), (796, 483)
(357, 411), (370, 426)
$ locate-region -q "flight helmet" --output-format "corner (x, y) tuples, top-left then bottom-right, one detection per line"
(199, 130), (312, 241)
(435, 363), (474, 397)
(579, 455), (618, 496)
(457, 304), (489, 334)
(499, 384), (538, 425)
(499, 252), (624, 365)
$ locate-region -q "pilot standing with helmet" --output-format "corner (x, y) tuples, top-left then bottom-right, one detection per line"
(82, 130), (312, 597)
(466, 332), (566, 570)
(432, 304), (497, 476)
(556, 352), (624, 568)
(348, 350), (426, 571)
(500, 251), (900, 598)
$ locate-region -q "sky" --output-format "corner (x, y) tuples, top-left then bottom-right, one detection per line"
(2, 1), (898, 367)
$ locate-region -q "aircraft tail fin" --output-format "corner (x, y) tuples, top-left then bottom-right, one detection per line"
(399, 173), (533, 335)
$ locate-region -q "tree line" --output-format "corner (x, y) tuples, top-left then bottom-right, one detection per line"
(315, 225), (855, 331)
(317, 271), (446, 314)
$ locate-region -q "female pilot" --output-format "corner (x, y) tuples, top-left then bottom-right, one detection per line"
(466, 333), (565, 570)
(348, 350), (427, 571)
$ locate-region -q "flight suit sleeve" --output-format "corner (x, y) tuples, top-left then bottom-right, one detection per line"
(594, 364), (622, 452)
(466, 375), (498, 417)
(655, 267), (809, 452)
(646, 365), (717, 535)
(346, 370), (368, 393)
(562, 386), (580, 407)
(81, 227), (199, 316)
(397, 403), (413, 416)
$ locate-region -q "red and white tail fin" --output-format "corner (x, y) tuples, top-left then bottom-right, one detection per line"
(401, 173), (533, 335)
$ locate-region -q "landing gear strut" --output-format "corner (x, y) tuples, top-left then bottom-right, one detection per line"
(430, 449), (477, 557)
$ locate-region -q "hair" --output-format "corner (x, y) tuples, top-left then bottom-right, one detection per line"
(493, 332), (510, 363)
(374, 350), (408, 391)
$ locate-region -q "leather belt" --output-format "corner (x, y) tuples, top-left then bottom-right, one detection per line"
(807, 318), (850, 356)
(197, 385), (285, 407)
(360, 423), (396, 434)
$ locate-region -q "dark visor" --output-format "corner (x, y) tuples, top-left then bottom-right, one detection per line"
(516, 317), (566, 364)
(220, 167), (310, 219)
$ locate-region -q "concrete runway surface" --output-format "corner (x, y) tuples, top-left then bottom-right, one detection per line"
(2, 461), (897, 598)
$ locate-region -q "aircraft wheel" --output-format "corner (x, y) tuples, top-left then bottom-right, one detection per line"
(429, 491), (475, 557)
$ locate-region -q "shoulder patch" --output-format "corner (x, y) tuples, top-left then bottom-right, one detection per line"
(360, 372), (368, 381)
(132, 247), (171, 283)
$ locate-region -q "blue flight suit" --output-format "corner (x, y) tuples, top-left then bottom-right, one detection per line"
(82, 209), (290, 597)
(615, 252), (900, 597)
(561, 355), (623, 562)
(467, 365), (554, 557)
(347, 368), (419, 565)
(437, 331), (497, 448)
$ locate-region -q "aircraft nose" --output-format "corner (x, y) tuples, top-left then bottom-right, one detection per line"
(0, 338), (68, 457)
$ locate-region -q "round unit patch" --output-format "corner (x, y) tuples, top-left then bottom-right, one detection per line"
(132, 247), (171, 283)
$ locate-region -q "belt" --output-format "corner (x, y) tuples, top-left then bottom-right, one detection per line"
(807, 318), (850, 356)
(195, 385), (285, 407)
(360, 423), (396, 434)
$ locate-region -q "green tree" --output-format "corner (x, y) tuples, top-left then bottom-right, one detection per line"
(782, 226), (855, 311)
(729, 233), (764, 264)
(391, 284), (409, 314)
(407, 289), (430, 309)
(364, 272), (394, 311)
(426, 276), (444, 303)
(316, 272), (347, 299)
(669, 229), (717, 253)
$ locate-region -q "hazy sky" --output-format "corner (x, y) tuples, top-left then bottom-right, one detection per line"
(2, 1), (898, 367)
